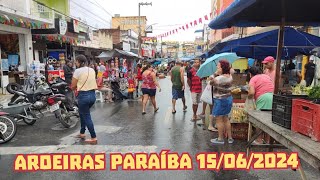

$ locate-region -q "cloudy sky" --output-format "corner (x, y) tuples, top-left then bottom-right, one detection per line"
(70, 0), (212, 42)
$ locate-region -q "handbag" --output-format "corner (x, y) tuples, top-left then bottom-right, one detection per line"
(200, 82), (213, 105)
(75, 68), (90, 97)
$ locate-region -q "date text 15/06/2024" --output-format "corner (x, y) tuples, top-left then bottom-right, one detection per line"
(14, 151), (299, 171)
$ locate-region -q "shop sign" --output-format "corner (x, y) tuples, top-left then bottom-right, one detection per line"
(78, 22), (89, 33)
(73, 19), (79, 33)
(141, 37), (157, 44)
(59, 19), (67, 35)
(78, 35), (86, 40)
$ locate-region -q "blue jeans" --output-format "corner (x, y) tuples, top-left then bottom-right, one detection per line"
(77, 90), (96, 138)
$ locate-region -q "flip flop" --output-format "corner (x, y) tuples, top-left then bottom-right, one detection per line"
(85, 139), (97, 145)
(154, 107), (159, 113)
(208, 127), (218, 132)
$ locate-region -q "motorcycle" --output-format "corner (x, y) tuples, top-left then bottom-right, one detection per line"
(46, 93), (78, 128)
(0, 103), (38, 125)
(0, 112), (17, 144)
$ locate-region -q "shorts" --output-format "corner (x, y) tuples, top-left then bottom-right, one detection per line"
(141, 88), (156, 97)
(191, 92), (201, 104)
(172, 88), (185, 100)
(212, 96), (233, 116)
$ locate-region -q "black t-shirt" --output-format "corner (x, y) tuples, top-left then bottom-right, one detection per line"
(305, 63), (316, 77)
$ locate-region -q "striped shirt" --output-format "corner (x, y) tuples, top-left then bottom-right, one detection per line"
(189, 68), (202, 93)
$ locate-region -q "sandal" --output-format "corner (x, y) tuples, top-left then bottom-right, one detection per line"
(142, 112), (146, 115)
(183, 106), (188, 112)
(154, 107), (159, 113)
(172, 110), (177, 114)
(85, 139), (97, 145)
(208, 127), (218, 132)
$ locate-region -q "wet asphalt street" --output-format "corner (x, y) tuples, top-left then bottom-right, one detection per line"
(0, 77), (320, 180)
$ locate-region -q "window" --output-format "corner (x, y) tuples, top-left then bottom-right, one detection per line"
(37, 3), (45, 13)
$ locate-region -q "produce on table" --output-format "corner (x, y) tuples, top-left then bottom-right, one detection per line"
(292, 84), (312, 95)
(307, 86), (320, 99)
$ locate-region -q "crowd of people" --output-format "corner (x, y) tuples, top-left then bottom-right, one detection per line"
(62, 54), (316, 146)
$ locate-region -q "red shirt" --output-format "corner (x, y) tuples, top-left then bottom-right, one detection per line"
(189, 68), (202, 93)
(128, 78), (135, 86)
(136, 68), (142, 81)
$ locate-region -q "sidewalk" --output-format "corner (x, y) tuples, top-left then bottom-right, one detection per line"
(0, 94), (13, 105)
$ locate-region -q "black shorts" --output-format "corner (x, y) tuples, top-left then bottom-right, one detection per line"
(141, 88), (156, 97)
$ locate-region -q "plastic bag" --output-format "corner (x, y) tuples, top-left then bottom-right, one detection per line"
(200, 82), (213, 105)
(244, 98), (256, 111)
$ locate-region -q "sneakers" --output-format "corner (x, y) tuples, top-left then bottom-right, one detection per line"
(228, 138), (234, 144)
(210, 138), (225, 144)
(210, 138), (235, 144)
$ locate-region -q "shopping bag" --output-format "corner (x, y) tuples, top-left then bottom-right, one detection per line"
(200, 83), (213, 105)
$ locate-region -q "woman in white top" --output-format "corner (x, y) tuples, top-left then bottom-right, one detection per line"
(71, 55), (98, 144)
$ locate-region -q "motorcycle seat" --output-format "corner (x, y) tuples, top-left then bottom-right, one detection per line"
(51, 82), (68, 89)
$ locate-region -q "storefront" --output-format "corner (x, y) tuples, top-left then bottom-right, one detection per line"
(0, 13), (50, 93)
(31, 18), (88, 83)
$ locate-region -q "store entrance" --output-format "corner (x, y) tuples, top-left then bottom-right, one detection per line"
(0, 31), (24, 94)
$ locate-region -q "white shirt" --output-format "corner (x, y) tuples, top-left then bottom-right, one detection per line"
(73, 67), (97, 91)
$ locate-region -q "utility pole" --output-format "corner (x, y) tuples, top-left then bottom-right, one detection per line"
(138, 2), (152, 58)
(160, 36), (163, 58)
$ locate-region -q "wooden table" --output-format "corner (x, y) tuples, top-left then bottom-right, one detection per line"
(247, 110), (320, 180)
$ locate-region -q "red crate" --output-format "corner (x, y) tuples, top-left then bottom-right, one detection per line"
(292, 99), (320, 141)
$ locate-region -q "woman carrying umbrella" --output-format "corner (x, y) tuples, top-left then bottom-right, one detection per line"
(210, 60), (234, 144)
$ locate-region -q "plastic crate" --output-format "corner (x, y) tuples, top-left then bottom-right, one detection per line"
(272, 94), (308, 129)
(292, 99), (320, 142)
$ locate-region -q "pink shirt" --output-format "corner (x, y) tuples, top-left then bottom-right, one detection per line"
(249, 74), (274, 100)
(264, 68), (275, 83)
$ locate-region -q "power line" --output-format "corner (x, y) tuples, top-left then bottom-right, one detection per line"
(70, 0), (111, 25)
(32, 0), (99, 30)
(70, 4), (110, 27)
(89, 0), (123, 26)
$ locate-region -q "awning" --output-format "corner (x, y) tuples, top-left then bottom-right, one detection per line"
(217, 27), (320, 59)
(209, 0), (320, 29)
(96, 49), (138, 60)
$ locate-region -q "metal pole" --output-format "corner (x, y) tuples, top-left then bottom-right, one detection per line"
(274, 0), (285, 93)
(138, 3), (141, 57)
(161, 36), (163, 58)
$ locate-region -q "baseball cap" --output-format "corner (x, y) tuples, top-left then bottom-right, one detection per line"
(262, 56), (275, 64)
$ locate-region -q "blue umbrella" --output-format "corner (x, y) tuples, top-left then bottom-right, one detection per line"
(196, 52), (238, 78)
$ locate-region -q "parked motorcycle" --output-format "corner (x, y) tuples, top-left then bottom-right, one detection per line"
(46, 93), (78, 128)
(0, 103), (38, 125)
(0, 112), (17, 144)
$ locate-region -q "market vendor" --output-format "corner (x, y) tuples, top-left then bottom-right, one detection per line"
(248, 66), (274, 110)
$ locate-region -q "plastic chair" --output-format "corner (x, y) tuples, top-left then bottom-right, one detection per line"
(95, 90), (103, 102)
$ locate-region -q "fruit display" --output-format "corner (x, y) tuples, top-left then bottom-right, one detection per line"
(230, 103), (248, 123)
(231, 87), (241, 94)
(292, 84), (312, 95)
